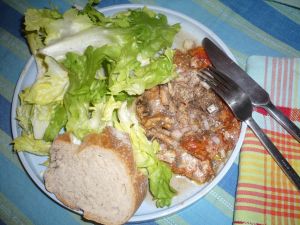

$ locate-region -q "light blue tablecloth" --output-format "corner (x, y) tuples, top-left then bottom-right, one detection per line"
(1, 0), (299, 224)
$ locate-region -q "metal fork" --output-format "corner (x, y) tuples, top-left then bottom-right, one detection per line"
(198, 67), (300, 190)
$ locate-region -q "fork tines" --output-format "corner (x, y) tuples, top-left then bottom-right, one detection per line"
(198, 67), (233, 90)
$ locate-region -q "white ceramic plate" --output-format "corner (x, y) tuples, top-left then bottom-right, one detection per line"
(11, 4), (247, 222)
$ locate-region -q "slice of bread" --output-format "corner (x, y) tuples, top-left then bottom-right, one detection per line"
(44, 127), (148, 225)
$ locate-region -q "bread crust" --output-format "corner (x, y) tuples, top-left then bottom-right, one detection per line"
(82, 128), (148, 212)
(54, 132), (72, 143)
(44, 127), (148, 225)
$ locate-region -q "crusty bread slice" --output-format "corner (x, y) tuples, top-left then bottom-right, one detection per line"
(44, 127), (148, 225)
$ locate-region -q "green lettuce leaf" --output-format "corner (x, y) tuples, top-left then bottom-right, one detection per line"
(62, 45), (119, 98)
(24, 8), (62, 53)
(62, 45), (121, 139)
(13, 134), (51, 156)
(43, 103), (67, 142)
(65, 96), (121, 139)
(37, 7), (180, 95)
(24, 6), (95, 53)
(44, 8), (94, 45)
(16, 57), (69, 142)
(116, 7), (180, 58)
(114, 102), (176, 207)
(109, 48), (177, 95)
(30, 103), (59, 139)
(16, 88), (33, 134)
(81, 0), (109, 25)
(24, 56), (69, 105)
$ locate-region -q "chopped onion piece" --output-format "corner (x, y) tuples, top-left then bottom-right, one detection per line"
(183, 39), (195, 50)
(207, 104), (218, 114)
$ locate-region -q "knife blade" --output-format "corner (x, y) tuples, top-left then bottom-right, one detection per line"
(203, 37), (300, 142)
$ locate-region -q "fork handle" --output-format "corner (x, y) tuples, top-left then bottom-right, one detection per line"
(262, 101), (300, 143)
(246, 117), (300, 190)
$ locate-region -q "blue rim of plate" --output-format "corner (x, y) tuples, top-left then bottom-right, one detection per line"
(11, 4), (247, 222)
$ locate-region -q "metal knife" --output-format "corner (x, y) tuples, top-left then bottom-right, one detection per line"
(203, 37), (300, 143)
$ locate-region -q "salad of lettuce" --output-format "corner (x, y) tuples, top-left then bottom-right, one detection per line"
(13, 0), (180, 207)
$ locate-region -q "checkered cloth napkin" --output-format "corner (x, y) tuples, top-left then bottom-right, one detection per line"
(233, 56), (300, 225)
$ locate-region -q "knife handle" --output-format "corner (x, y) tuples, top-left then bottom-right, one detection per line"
(246, 117), (300, 190)
(263, 101), (300, 143)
